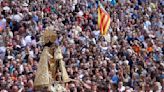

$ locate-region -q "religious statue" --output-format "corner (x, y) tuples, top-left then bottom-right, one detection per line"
(34, 27), (71, 91)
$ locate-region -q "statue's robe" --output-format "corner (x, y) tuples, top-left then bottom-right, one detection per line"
(34, 46), (70, 89)
(34, 47), (53, 87)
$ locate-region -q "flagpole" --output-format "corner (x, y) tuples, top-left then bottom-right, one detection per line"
(41, 0), (44, 32)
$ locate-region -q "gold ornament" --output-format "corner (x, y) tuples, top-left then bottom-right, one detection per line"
(40, 28), (57, 45)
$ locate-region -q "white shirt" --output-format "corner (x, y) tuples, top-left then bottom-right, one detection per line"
(25, 35), (32, 45)
(19, 64), (24, 74)
(0, 46), (6, 53)
(104, 33), (111, 42)
(12, 14), (22, 22)
(31, 40), (37, 47)
(0, 18), (6, 23)
(112, 35), (118, 42)
(144, 21), (151, 28)
(77, 11), (84, 17)
(29, 50), (34, 58)
(92, 38), (96, 44)
(0, 18), (6, 29)
(21, 38), (26, 47)
(93, 30), (100, 36)
(118, 86), (125, 92)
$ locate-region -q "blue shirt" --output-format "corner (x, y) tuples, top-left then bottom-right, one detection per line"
(159, 74), (164, 79)
(33, 16), (39, 22)
(153, 53), (159, 62)
(112, 74), (119, 84)
(138, 35), (145, 42)
(110, 0), (117, 6)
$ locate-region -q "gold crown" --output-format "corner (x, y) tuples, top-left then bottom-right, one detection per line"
(40, 27), (57, 45)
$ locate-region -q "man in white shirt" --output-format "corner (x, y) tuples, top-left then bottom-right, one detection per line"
(118, 82), (125, 92)
(153, 82), (162, 92)
(0, 15), (6, 30)
(25, 35), (32, 46)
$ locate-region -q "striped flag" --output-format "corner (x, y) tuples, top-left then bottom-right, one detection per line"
(98, 2), (111, 35)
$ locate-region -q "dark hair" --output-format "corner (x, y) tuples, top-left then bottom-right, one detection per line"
(44, 41), (53, 47)
(77, 86), (82, 92)
(70, 87), (76, 92)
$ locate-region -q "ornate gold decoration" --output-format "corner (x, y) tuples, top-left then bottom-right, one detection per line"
(40, 28), (57, 45)
(34, 27), (72, 91)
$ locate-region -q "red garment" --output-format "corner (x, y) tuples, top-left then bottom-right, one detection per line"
(77, 16), (82, 24)
(83, 13), (89, 19)
(132, 45), (140, 54)
(43, 7), (51, 13)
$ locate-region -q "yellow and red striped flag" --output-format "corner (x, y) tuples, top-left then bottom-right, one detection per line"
(98, 2), (111, 35)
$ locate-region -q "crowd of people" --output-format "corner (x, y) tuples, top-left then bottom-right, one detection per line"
(0, 0), (163, 92)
